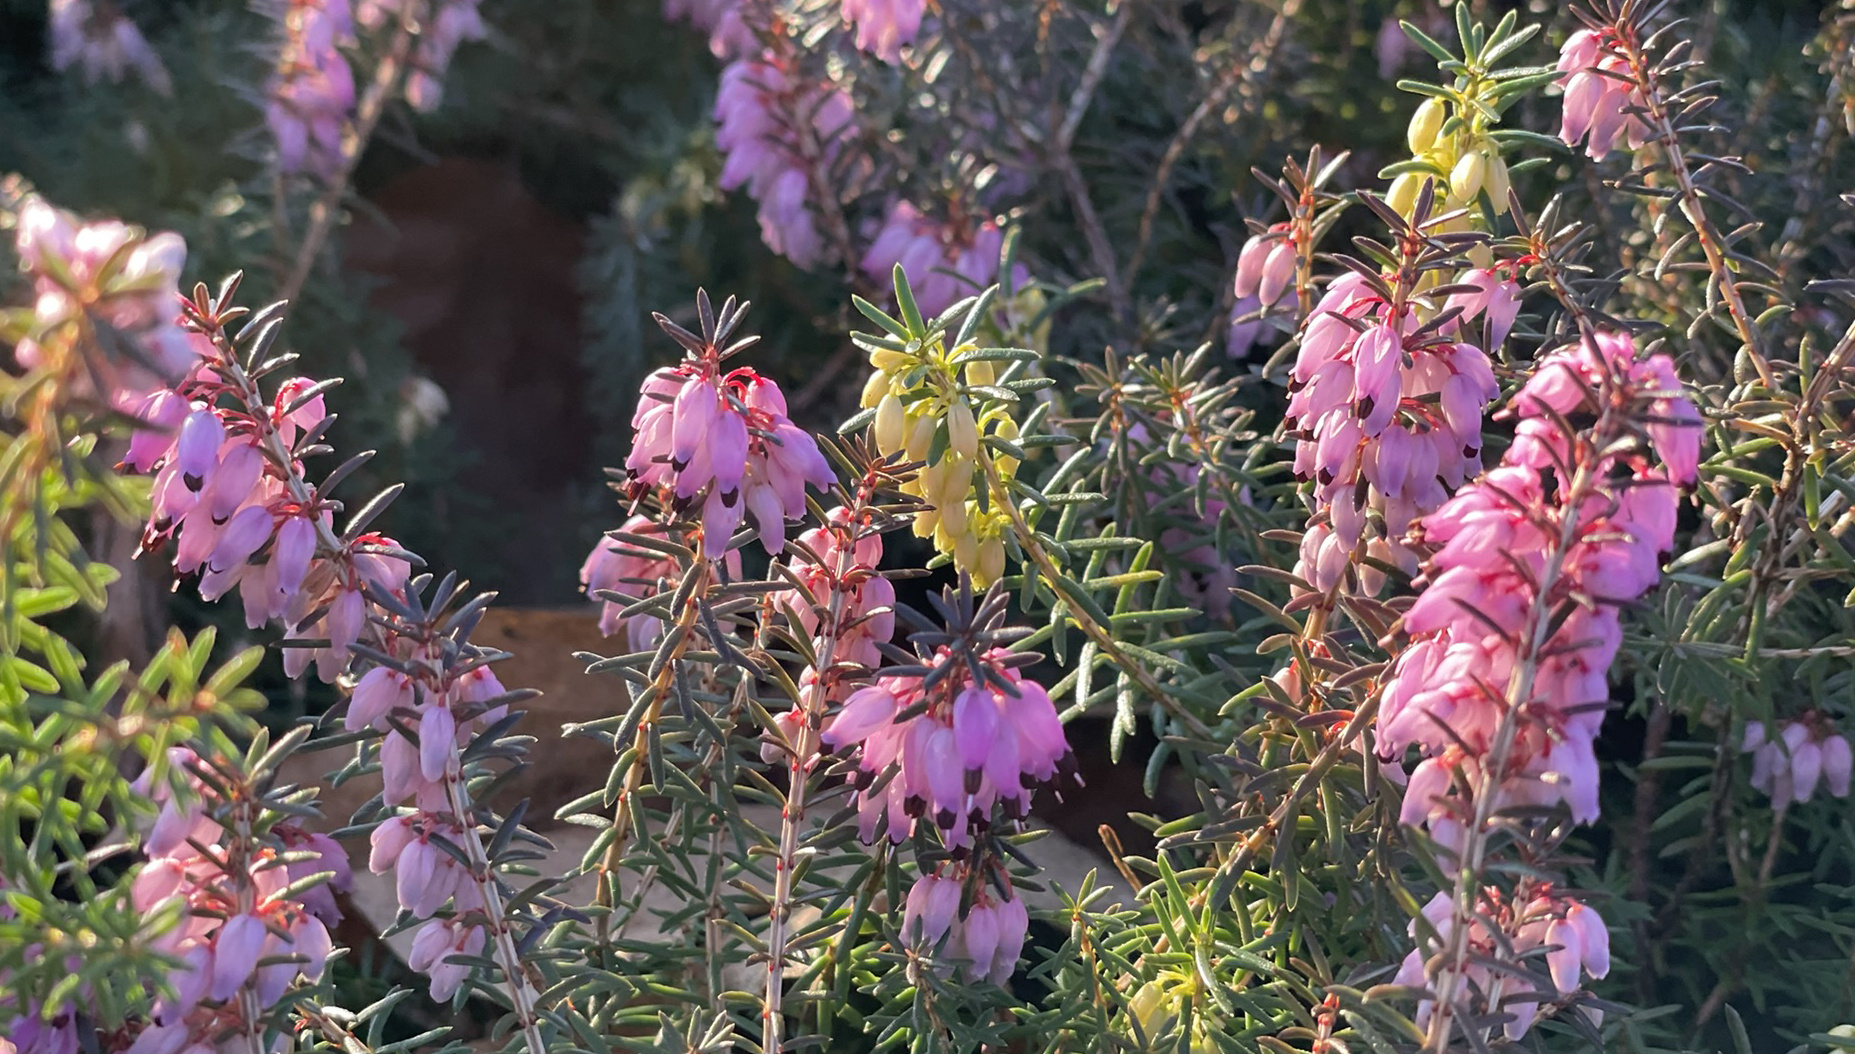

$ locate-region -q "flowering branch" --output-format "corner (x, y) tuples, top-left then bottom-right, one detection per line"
(276, 5), (419, 306)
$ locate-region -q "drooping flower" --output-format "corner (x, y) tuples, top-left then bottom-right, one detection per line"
(713, 53), (854, 268)
(47, 0), (172, 94)
(1285, 267), (1506, 595)
(860, 201), (1026, 319)
(11, 197), (201, 412)
(900, 868), (1030, 985)
(267, 0), (357, 178)
(663, 0), (754, 59)
(1383, 333), (1697, 858)
(625, 359), (832, 559)
(775, 507), (896, 672)
(820, 645), (1070, 848)
(1395, 885), (1610, 1040)
(357, 0), (487, 110)
(1555, 28), (1651, 161)
(1743, 718), (1854, 809)
(124, 749), (336, 1043)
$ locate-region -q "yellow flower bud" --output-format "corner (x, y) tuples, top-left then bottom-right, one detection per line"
(905, 412), (936, 463)
(977, 536), (1005, 586)
(990, 415), (1021, 477)
(912, 506), (939, 538)
(1386, 172), (1423, 217)
(1449, 147), (1488, 204)
(1485, 154), (1512, 215)
(870, 348), (909, 373)
(860, 370), (889, 409)
(947, 399), (979, 460)
(936, 456), (972, 509)
(1407, 97), (1447, 155)
(938, 494), (968, 538)
(874, 392), (906, 454)
(964, 359), (997, 387)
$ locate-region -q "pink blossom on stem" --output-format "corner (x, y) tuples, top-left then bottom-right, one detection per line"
(47, 0), (172, 95)
(714, 53), (854, 268)
(407, 915), (488, 1002)
(1556, 27), (1650, 161)
(860, 201), (1028, 318)
(581, 515), (738, 647)
(1396, 885), (1609, 1040)
(11, 197), (203, 417)
(900, 867), (1030, 985)
(1742, 717), (1852, 808)
(663, 0), (755, 59)
(358, 0), (487, 110)
(267, 0), (356, 178)
(624, 355), (831, 559)
(1382, 330), (1695, 1037)
(1284, 269), (1505, 595)
(124, 749), (336, 1049)
(820, 646), (1070, 848)
(774, 507), (895, 672)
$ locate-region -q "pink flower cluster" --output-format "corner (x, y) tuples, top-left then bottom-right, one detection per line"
(351, 650), (512, 1000)
(1286, 268), (1510, 595)
(1556, 28), (1650, 162)
(860, 201), (1027, 319)
(1383, 330), (1699, 867)
(1226, 224), (1300, 360)
(580, 515), (742, 649)
(357, 0), (487, 111)
(820, 646), (1070, 847)
(125, 362), (411, 681)
(776, 508), (896, 670)
(714, 54), (853, 268)
(47, 0), (171, 94)
(18, 202), (415, 685)
(11, 197), (196, 407)
(268, 0), (357, 178)
(841, 0), (925, 63)
(1396, 884), (1610, 1040)
(122, 748), (347, 1053)
(1743, 718), (1853, 809)
(901, 866), (1030, 985)
(626, 358), (831, 559)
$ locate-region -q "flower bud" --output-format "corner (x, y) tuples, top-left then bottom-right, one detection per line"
(1449, 147), (1488, 203)
(905, 411), (936, 463)
(1485, 154), (1512, 214)
(977, 536), (1006, 588)
(874, 392), (906, 454)
(1386, 172), (1423, 217)
(947, 400), (979, 460)
(1407, 97), (1447, 154)
(860, 369), (889, 409)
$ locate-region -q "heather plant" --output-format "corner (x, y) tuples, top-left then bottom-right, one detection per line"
(5, 2), (1855, 1054)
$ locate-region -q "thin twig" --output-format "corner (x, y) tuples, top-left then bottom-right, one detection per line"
(1125, 0), (1301, 288)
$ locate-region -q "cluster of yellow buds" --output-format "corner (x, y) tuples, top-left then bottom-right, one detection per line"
(1386, 94), (1514, 228)
(1124, 978), (1215, 1053)
(860, 343), (1021, 586)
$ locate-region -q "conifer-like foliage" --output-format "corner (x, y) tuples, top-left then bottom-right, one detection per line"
(2, 2), (1854, 1053)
